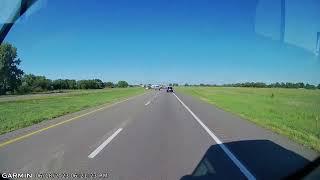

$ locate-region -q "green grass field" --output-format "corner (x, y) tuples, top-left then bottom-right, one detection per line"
(0, 88), (145, 135)
(176, 87), (320, 152)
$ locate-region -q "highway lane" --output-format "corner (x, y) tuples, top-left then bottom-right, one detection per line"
(175, 92), (318, 179)
(0, 90), (318, 179)
(0, 91), (156, 177)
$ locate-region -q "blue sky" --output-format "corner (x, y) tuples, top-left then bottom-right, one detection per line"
(3, 0), (320, 84)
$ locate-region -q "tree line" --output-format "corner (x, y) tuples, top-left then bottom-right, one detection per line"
(185, 82), (320, 89)
(16, 74), (130, 94)
(0, 43), (129, 95)
(1, 43), (319, 95)
(4, 73), (129, 95)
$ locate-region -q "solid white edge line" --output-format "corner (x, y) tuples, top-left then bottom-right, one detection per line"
(88, 128), (123, 159)
(173, 93), (256, 180)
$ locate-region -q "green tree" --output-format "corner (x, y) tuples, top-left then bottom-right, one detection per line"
(274, 82), (281, 88)
(77, 80), (88, 89)
(305, 84), (316, 90)
(18, 74), (51, 92)
(297, 82), (305, 88)
(117, 81), (129, 88)
(0, 43), (24, 95)
(318, 84), (320, 89)
(65, 79), (77, 89)
(93, 79), (104, 89)
(105, 82), (114, 88)
(52, 79), (68, 90)
(76, 79), (103, 89)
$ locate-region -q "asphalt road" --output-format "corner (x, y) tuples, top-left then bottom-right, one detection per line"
(0, 90), (318, 180)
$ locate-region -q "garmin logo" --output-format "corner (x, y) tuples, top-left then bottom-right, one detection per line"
(2, 173), (32, 179)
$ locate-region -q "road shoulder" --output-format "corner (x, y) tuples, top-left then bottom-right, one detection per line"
(0, 92), (150, 146)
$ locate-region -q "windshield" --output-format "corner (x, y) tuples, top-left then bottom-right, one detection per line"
(0, 0), (319, 179)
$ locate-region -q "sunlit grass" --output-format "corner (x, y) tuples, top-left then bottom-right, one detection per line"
(0, 88), (145, 135)
(177, 87), (320, 152)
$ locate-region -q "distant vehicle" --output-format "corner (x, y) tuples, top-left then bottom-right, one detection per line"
(151, 84), (161, 90)
(167, 86), (174, 92)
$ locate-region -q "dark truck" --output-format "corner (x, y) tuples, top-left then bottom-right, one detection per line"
(167, 86), (174, 92)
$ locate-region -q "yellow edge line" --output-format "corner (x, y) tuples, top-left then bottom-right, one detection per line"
(0, 92), (147, 148)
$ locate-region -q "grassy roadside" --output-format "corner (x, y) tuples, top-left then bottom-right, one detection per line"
(176, 87), (320, 152)
(0, 88), (145, 135)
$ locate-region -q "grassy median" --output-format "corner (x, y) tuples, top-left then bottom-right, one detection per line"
(176, 87), (320, 152)
(0, 88), (145, 135)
